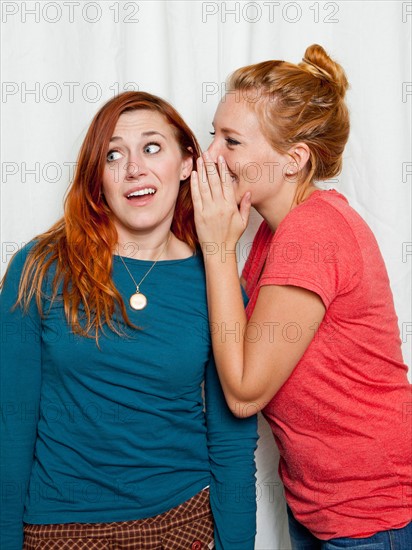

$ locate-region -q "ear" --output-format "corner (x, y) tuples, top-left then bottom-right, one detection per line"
(180, 154), (193, 180)
(286, 143), (311, 175)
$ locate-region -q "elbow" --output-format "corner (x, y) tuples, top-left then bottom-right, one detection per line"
(227, 396), (265, 418)
(221, 379), (272, 417)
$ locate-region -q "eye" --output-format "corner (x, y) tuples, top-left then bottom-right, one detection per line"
(107, 150), (122, 162)
(209, 131), (216, 136)
(225, 137), (240, 147)
(144, 142), (161, 154)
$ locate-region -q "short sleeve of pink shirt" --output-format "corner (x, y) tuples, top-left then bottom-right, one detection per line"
(243, 190), (363, 315)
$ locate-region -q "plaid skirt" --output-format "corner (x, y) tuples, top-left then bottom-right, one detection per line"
(23, 487), (214, 549)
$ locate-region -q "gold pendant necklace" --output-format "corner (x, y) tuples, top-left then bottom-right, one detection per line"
(117, 233), (171, 311)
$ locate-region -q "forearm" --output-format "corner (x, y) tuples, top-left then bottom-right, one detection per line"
(209, 433), (257, 550)
(205, 357), (257, 549)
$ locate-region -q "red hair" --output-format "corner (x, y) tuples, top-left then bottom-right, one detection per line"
(4, 91), (201, 341)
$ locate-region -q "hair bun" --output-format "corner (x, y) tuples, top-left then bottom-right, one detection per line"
(300, 44), (348, 98)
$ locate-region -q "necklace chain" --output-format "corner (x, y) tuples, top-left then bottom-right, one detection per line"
(117, 233), (171, 310)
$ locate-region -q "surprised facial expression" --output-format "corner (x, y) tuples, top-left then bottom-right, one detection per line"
(102, 110), (192, 243)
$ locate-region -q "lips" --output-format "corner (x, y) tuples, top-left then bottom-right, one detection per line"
(124, 185), (157, 199)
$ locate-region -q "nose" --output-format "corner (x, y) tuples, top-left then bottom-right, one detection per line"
(205, 136), (220, 164)
(125, 154), (147, 180)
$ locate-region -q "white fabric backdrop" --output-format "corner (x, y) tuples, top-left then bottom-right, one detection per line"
(1, 1), (411, 548)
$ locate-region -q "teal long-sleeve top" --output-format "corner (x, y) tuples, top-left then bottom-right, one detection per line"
(0, 243), (257, 549)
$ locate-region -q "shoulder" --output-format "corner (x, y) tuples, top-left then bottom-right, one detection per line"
(286, 189), (351, 226)
(1, 241), (41, 313)
(276, 190), (364, 248)
(261, 190), (365, 304)
(2, 240), (39, 283)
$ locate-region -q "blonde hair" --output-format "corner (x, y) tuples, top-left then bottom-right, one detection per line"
(227, 44), (350, 202)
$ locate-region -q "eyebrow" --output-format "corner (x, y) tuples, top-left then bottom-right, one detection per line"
(109, 131), (167, 142)
(221, 127), (243, 136)
(212, 122), (243, 137)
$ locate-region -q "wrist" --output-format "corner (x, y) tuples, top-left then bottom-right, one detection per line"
(201, 241), (240, 265)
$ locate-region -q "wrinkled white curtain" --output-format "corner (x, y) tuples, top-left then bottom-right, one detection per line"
(1, 1), (411, 548)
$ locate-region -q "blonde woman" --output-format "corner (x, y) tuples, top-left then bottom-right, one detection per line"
(191, 45), (412, 549)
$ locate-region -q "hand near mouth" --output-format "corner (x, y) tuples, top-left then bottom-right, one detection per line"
(190, 152), (251, 254)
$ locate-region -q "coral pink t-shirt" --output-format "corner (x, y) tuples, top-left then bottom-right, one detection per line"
(243, 190), (412, 539)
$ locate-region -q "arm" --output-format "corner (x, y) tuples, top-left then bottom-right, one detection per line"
(191, 156), (326, 416)
(205, 354), (258, 550)
(0, 246), (42, 549)
(206, 263), (325, 415)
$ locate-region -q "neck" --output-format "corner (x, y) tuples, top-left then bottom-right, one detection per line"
(116, 230), (172, 261)
(257, 183), (318, 232)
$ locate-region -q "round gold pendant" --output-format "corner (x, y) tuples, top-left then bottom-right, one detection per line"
(130, 292), (147, 310)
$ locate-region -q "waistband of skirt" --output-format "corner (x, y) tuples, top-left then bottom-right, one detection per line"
(23, 487), (211, 538)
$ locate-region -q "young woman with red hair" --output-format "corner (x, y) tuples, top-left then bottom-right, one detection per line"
(191, 45), (411, 549)
(0, 91), (257, 549)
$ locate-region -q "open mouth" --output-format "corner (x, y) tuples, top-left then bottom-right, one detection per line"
(126, 188), (156, 199)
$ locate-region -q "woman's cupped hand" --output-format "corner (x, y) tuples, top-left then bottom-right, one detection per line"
(190, 153), (251, 254)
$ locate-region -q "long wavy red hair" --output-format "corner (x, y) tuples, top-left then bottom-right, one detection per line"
(4, 91), (201, 341)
